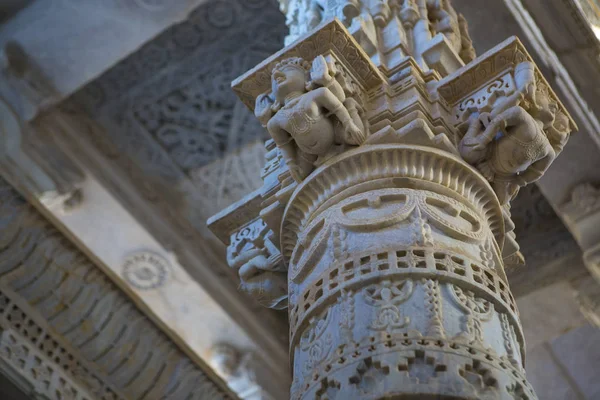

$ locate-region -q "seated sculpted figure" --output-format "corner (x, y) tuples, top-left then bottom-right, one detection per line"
(458, 61), (570, 205)
(255, 56), (367, 182)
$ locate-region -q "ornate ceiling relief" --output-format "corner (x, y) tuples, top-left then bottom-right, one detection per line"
(0, 177), (233, 400)
(62, 0), (286, 234)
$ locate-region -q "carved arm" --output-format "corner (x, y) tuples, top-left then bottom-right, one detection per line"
(312, 86), (365, 144)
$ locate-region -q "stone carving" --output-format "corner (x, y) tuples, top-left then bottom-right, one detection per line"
(426, 0), (475, 63)
(458, 61), (571, 205)
(279, 0), (475, 73)
(227, 218), (288, 310)
(121, 251), (171, 290)
(423, 278), (445, 337)
(315, 377), (341, 400)
(255, 55), (367, 181)
(363, 280), (414, 331)
(299, 309), (334, 376)
(208, 3), (576, 398)
(348, 357), (390, 394)
(0, 329), (94, 400)
(338, 290), (355, 341)
(280, 0), (324, 46)
(449, 285), (494, 345)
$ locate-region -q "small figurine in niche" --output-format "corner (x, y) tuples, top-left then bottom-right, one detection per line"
(458, 61), (570, 205)
(255, 56), (367, 182)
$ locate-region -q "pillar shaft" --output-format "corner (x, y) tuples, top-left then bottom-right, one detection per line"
(285, 145), (529, 399)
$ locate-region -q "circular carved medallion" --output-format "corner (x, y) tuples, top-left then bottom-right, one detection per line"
(122, 252), (171, 290)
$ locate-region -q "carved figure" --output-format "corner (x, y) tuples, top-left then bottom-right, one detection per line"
(210, 343), (267, 399)
(427, 0), (462, 52)
(227, 220), (288, 310)
(255, 56), (367, 182)
(458, 62), (569, 205)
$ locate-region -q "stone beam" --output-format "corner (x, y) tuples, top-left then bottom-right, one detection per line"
(24, 112), (291, 400)
(0, 177), (235, 400)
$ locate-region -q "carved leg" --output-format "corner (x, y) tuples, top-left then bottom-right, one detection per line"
(297, 150), (318, 180)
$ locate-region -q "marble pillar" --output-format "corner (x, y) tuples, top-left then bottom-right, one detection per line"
(208, 1), (576, 399)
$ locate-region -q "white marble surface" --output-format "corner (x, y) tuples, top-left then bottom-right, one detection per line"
(518, 280), (600, 400)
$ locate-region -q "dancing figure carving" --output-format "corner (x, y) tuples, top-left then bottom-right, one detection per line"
(458, 61), (570, 205)
(255, 56), (367, 182)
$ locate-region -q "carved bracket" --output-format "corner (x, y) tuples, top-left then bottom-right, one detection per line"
(233, 18), (384, 112)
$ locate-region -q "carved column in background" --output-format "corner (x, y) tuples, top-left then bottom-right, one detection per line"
(209, 1), (576, 399)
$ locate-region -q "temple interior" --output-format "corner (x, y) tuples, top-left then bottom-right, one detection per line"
(0, 0), (599, 399)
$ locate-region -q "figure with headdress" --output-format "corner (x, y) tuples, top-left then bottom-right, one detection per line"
(255, 56), (367, 182)
(458, 61), (570, 205)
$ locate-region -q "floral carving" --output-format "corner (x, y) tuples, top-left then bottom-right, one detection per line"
(300, 309), (334, 375)
(363, 280), (414, 332)
(450, 285), (494, 345)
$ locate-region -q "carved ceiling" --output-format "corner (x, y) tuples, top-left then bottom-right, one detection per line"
(64, 0), (281, 234)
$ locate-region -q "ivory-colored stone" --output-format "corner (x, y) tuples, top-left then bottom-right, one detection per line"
(208, 3), (576, 399)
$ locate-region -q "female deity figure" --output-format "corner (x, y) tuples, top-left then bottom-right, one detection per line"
(458, 61), (570, 205)
(255, 56), (367, 182)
